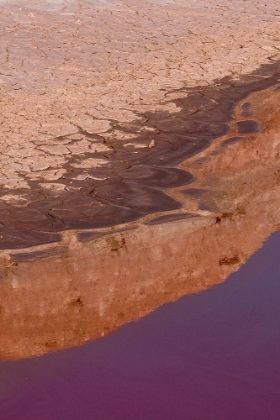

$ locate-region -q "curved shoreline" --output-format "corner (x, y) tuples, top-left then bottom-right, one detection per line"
(0, 80), (280, 360)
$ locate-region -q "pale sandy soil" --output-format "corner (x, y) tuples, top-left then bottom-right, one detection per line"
(0, 0), (280, 188)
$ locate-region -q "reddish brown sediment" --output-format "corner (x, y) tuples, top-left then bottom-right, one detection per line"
(1, 0), (280, 248)
(1, 0), (280, 359)
(0, 83), (280, 360)
(0, 63), (280, 248)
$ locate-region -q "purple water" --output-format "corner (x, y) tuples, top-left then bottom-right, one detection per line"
(1, 232), (280, 420)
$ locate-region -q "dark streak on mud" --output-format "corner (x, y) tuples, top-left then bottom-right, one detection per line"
(222, 136), (245, 147)
(145, 212), (198, 225)
(180, 188), (208, 197)
(0, 61), (280, 249)
(11, 246), (68, 262)
(77, 226), (137, 243)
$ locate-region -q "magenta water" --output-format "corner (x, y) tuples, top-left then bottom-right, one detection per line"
(1, 232), (280, 420)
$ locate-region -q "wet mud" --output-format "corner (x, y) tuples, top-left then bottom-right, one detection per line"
(0, 61), (280, 249)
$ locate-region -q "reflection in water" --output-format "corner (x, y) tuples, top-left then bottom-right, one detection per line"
(0, 85), (280, 360)
(0, 232), (280, 419)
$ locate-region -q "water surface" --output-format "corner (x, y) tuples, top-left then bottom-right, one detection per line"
(1, 232), (280, 419)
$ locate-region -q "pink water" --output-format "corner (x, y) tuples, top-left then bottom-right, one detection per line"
(1, 232), (280, 419)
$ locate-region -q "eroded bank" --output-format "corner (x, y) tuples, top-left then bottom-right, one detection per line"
(0, 81), (279, 359)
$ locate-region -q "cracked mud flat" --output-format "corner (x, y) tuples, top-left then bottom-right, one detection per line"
(0, 0), (280, 359)
(0, 0), (280, 247)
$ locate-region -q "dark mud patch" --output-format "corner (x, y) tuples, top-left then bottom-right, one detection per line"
(236, 119), (260, 133)
(241, 101), (253, 117)
(1, 61), (280, 248)
(0, 230), (62, 250)
(199, 202), (216, 212)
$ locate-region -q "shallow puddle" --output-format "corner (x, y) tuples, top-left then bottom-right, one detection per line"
(1, 231), (280, 419)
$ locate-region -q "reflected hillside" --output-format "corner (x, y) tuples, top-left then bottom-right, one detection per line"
(0, 85), (279, 360)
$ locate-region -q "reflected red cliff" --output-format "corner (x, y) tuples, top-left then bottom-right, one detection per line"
(0, 84), (279, 360)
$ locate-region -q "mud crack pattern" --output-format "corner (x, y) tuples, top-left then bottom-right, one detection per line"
(1, 0), (280, 248)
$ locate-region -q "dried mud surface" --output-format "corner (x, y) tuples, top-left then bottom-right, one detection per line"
(0, 0), (280, 359)
(0, 0), (280, 248)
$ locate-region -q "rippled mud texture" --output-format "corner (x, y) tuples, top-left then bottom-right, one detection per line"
(0, 78), (280, 360)
(0, 62), (280, 249)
